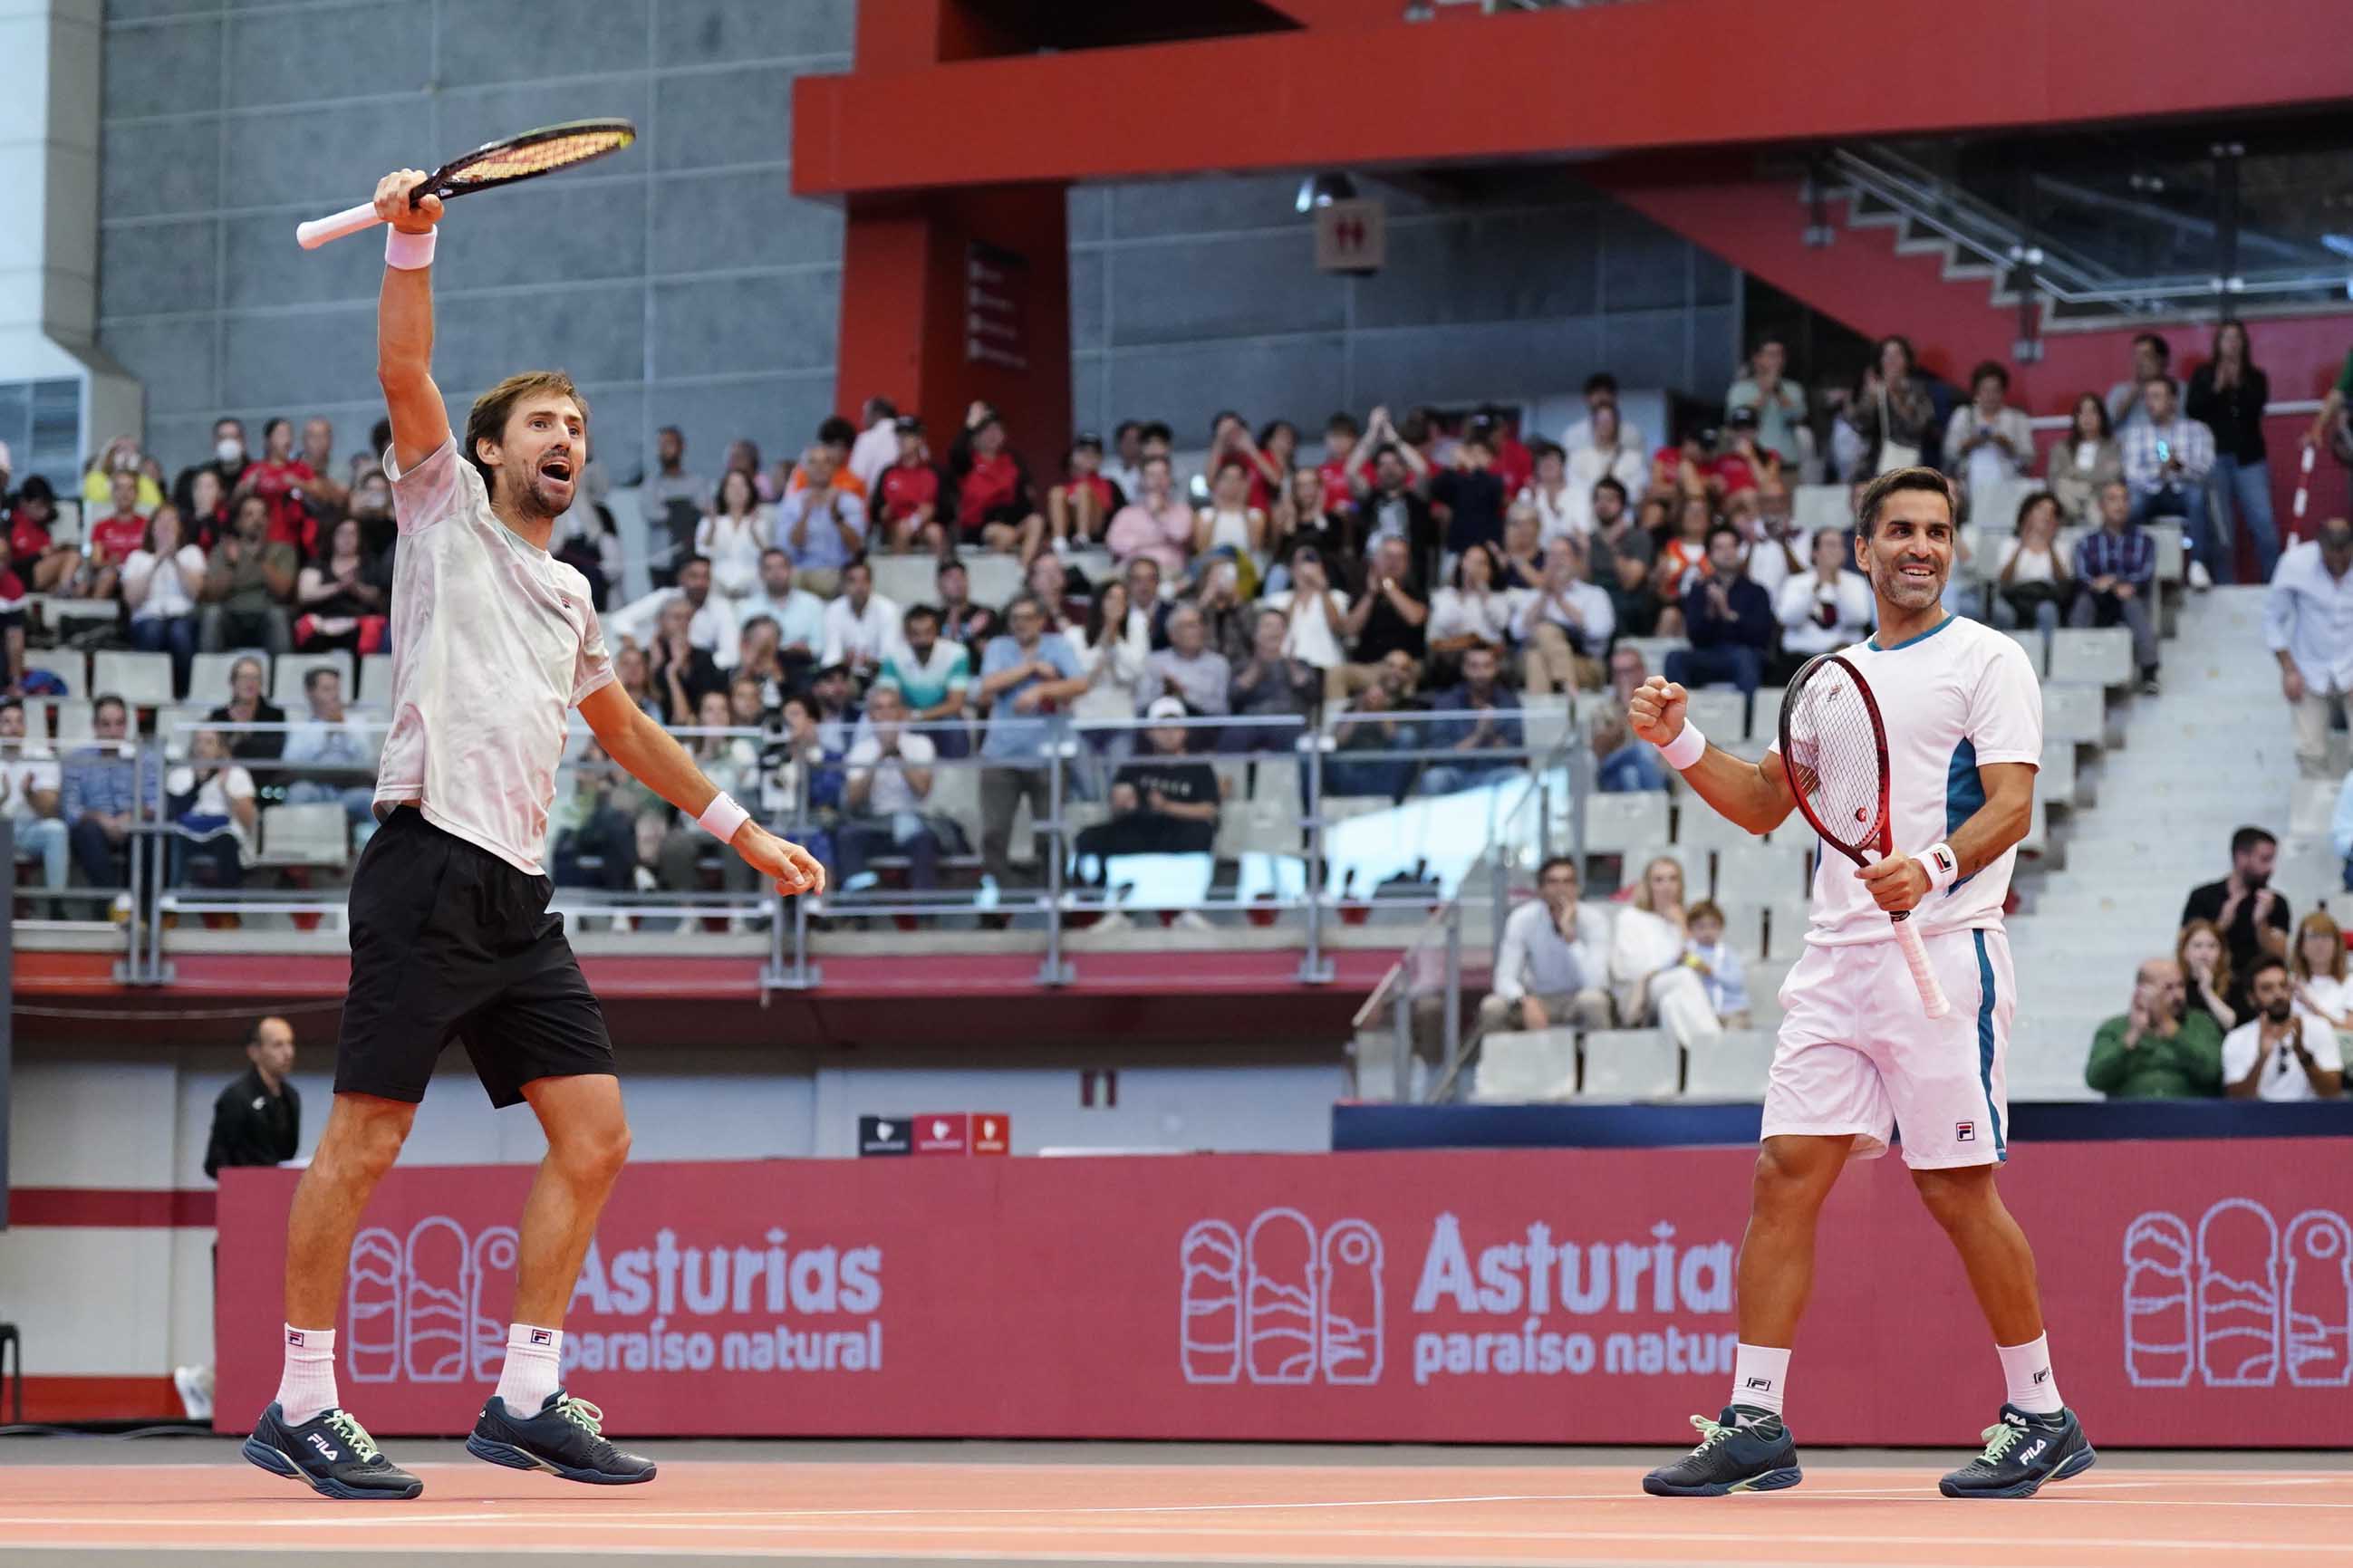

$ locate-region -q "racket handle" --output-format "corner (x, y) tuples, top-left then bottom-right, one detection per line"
(295, 201), (383, 251)
(1891, 911), (1952, 1020)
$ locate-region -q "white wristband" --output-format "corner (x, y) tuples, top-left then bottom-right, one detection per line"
(697, 791), (750, 845)
(1658, 722), (1707, 771)
(384, 226), (437, 271)
(1918, 841), (1960, 893)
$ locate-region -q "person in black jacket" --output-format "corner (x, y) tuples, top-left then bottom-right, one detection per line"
(204, 1015), (300, 1179)
(2185, 320), (2281, 584)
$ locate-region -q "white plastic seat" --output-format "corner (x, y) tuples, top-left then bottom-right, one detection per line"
(356, 653), (393, 702)
(1749, 686), (1785, 747)
(1713, 841), (1811, 902)
(1789, 484), (1849, 540)
(1470, 1028), (1580, 1102)
(1683, 688), (1746, 746)
(1577, 790), (1670, 854)
(1614, 636), (1687, 684)
(1684, 1029), (1775, 1099)
(2041, 686), (2104, 746)
(50, 702), (92, 745)
(1574, 1029), (1679, 1100)
(1520, 695), (1571, 758)
(2005, 630), (2049, 679)
(273, 649), (355, 707)
(26, 649), (84, 698)
(1675, 803), (1772, 853)
(2049, 627), (2133, 689)
(92, 650), (174, 709)
(255, 803), (349, 868)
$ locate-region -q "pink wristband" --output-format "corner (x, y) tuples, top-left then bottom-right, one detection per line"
(697, 792), (749, 844)
(384, 227), (437, 271)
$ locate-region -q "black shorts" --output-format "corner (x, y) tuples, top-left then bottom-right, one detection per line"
(335, 807), (614, 1109)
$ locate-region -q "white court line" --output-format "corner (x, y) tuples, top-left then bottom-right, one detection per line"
(0, 1545), (2131, 1568)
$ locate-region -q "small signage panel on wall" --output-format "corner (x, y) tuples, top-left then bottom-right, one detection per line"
(861, 1114), (1010, 1157)
(1316, 199), (1385, 274)
(966, 242), (1029, 370)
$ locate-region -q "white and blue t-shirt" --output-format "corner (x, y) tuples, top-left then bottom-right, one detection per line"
(1772, 614), (2042, 947)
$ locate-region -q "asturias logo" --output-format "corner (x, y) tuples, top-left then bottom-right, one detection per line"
(2123, 1199), (2351, 1388)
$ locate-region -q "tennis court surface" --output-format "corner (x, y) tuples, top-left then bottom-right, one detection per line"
(1, 1439), (2346, 1567)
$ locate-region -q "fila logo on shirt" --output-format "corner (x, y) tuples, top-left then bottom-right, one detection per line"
(1956, 1121), (1976, 1143)
(529, 1329), (554, 1347)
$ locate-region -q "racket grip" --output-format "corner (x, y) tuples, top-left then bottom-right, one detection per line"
(295, 201), (383, 250)
(1891, 911), (1952, 1019)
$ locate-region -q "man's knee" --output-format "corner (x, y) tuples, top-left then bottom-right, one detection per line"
(1477, 994), (1513, 1032)
(321, 1097), (415, 1180)
(1911, 1164), (1995, 1231)
(1750, 1136), (1842, 1218)
(552, 1116), (632, 1186)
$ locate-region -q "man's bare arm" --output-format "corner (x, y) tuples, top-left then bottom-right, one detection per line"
(371, 168), (451, 473)
(1625, 676), (1796, 834)
(1855, 760), (2036, 913)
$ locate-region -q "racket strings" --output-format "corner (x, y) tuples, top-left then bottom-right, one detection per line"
(1785, 665), (1887, 853)
(447, 130), (632, 187)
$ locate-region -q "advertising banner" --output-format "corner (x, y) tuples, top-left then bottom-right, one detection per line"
(216, 1141), (2352, 1445)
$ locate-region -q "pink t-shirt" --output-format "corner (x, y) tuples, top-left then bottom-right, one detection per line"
(378, 439), (612, 874)
(1104, 498), (1193, 575)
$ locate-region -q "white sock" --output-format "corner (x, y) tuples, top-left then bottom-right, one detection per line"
(275, 1325), (338, 1426)
(1729, 1342), (1790, 1418)
(495, 1323), (564, 1413)
(1998, 1333), (2063, 1415)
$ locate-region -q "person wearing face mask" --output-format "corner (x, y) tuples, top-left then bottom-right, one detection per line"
(2222, 957), (2345, 1101)
(175, 418), (250, 523)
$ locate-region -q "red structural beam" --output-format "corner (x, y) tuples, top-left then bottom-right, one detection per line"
(795, 0), (2353, 196)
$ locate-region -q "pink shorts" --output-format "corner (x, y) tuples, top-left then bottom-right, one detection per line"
(1761, 927), (2013, 1169)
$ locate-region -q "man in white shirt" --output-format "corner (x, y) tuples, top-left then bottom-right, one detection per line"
(603, 555), (741, 671)
(1510, 538), (1615, 695)
(2265, 515), (2353, 778)
(836, 681), (942, 891)
(738, 548), (826, 665)
(818, 556), (902, 676)
(1775, 528), (1876, 662)
(845, 396), (900, 495)
(1479, 855), (1612, 1034)
(2223, 957), (2346, 1100)
(0, 695), (67, 904)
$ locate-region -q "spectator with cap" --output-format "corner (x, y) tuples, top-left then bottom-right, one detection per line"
(949, 401), (1046, 562)
(2223, 957), (2346, 1100)
(876, 415), (945, 553)
(1480, 855), (1612, 1035)
(880, 604), (972, 757)
(1073, 696), (1221, 898)
(6, 474), (79, 596)
(2182, 826), (2292, 979)
(2264, 515), (2353, 778)
(1048, 433), (1123, 553)
(1665, 524), (1776, 696)
(2085, 958), (2223, 1099)
(2072, 478), (2162, 695)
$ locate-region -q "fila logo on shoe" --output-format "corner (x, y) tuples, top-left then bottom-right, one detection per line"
(307, 1432), (342, 1462)
(2020, 1439), (2048, 1465)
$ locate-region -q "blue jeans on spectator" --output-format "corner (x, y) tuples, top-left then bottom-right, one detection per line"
(835, 812), (941, 891)
(1664, 644), (1763, 696)
(2129, 481), (2211, 574)
(1598, 741), (1668, 793)
(1417, 754), (1515, 797)
(130, 614), (198, 699)
(11, 813), (69, 894)
(2209, 454), (2281, 584)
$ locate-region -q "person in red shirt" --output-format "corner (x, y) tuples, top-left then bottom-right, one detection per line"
(233, 418), (320, 557)
(1244, 419), (1297, 515)
(1318, 412), (1366, 517)
(948, 402), (1044, 562)
(1047, 433), (1123, 551)
(877, 417), (944, 553)
(5, 476), (81, 596)
(1479, 406), (1535, 500)
(86, 467), (149, 601)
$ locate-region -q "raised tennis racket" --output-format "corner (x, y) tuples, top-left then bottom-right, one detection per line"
(294, 119), (636, 250)
(1779, 652), (1952, 1019)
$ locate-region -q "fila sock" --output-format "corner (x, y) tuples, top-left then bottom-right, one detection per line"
(275, 1324), (339, 1427)
(1729, 1342), (1791, 1419)
(495, 1323), (564, 1413)
(1998, 1333), (2063, 1416)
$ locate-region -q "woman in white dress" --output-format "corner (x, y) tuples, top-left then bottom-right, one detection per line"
(1067, 578), (1154, 764)
(1608, 855), (1723, 1050)
(695, 468), (774, 601)
(2292, 911), (2353, 1032)
(1561, 407), (1647, 539)
(1427, 542), (1519, 674)
(1194, 457), (1268, 565)
(122, 504), (207, 698)
(1992, 489), (2075, 640)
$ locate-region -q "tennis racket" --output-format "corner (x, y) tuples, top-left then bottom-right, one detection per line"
(1779, 651), (1952, 1019)
(294, 119), (636, 250)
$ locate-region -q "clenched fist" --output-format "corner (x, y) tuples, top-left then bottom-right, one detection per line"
(1626, 676), (1687, 748)
(373, 169), (442, 235)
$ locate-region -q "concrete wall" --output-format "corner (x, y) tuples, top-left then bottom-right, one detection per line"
(0, 1037), (1343, 1390)
(1069, 172), (1740, 442)
(95, 0), (857, 482)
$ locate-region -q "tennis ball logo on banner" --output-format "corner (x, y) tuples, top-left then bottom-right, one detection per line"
(1181, 1210), (1735, 1389)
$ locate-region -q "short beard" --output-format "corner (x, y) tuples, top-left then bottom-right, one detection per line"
(502, 469), (563, 522)
(2265, 1002), (2295, 1024)
(1875, 563), (1945, 610)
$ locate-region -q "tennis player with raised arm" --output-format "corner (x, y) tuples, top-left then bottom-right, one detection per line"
(242, 169), (825, 1501)
(1629, 468), (2094, 1500)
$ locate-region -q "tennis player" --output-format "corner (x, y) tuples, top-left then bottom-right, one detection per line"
(243, 170), (825, 1501)
(1631, 468), (2093, 1499)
